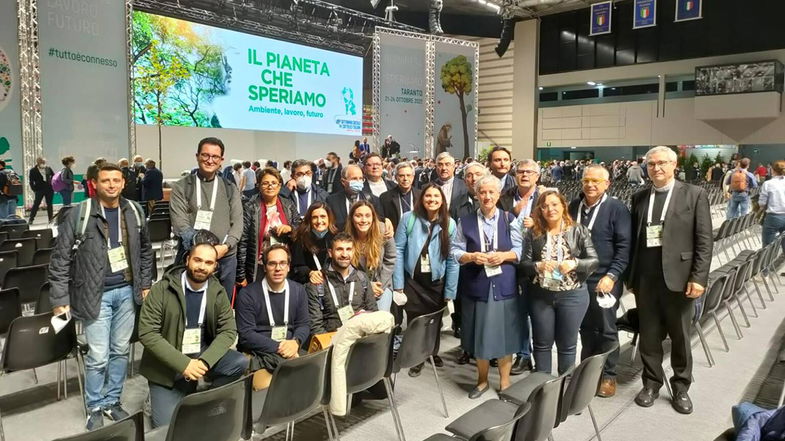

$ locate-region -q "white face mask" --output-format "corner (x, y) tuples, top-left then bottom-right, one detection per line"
(296, 175), (312, 191)
(325, 160), (333, 168)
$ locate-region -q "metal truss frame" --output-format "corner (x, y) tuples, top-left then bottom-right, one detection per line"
(126, 0), (136, 158)
(17, 0), (41, 210)
(373, 27), (479, 159)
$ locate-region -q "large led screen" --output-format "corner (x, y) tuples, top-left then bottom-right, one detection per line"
(132, 12), (363, 136)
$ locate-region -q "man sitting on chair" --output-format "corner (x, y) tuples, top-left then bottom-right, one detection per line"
(236, 243), (310, 390)
(138, 230), (248, 428)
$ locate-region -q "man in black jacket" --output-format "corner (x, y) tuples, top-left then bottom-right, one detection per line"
(433, 152), (469, 221)
(286, 159), (329, 218)
(28, 156), (54, 223)
(627, 146), (712, 415)
(322, 152), (343, 195)
(141, 159), (164, 213)
(49, 164), (153, 430)
(380, 162), (420, 230)
(326, 164), (382, 230)
(568, 164), (631, 397)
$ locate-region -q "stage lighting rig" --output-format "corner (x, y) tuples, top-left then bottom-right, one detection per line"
(429, 0), (444, 34)
(384, 0), (399, 21)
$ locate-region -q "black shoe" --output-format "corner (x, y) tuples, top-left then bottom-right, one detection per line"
(103, 402), (130, 421)
(468, 383), (489, 399)
(456, 352), (471, 365)
(453, 328), (461, 338)
(510, 356), (533, 376)
(428, 355), (444, 368)
(490, 358), (498, 368)
(408, 363), (424, 377)
(672, 391), (693, 414)
(634, 387), (659, 408)
(86, 408), (104, 431)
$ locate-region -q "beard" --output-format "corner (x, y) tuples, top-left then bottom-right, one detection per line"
(186, 267), (211, 284)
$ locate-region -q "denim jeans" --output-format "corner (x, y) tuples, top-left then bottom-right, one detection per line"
(82, 285), (135, 410)
(217, 255), (238, 303)
(516, 281), (532, 361)
(762, 213), (785, 250)
(149, 349), (249, 427)
(528, 285), (589, 375)
(726, 192), (750, 219)
(60, 189), (73, 206)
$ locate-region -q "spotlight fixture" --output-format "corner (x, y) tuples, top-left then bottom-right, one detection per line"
(370, 0), (381, 8)
(586, 81), (596, 86)
(384, 0), (398, 21)
(429, 0), (444, 34)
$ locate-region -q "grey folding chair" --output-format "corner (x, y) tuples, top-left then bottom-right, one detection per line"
(53, 411), (143, 441)
(423, 402), (531, 441)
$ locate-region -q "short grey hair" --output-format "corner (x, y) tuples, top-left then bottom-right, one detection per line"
(583, 164), (610, 180)
(435, 152), (455, 163)
(395, 162), (413, 173)
(474, 174), (502, 194)
(342, 164), (363, 179)
(645, 146), (677, 163)
(516, 159), (539, 171)
(463, 162), (488, 176)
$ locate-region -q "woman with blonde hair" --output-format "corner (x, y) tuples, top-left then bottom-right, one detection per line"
(521, 190), (598, 375)
(345, 200), (396, 310)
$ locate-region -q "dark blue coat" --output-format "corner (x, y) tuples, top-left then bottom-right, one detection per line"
(142, 167), (164, 201)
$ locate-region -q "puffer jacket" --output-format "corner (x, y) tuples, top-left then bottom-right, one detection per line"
(49, 198), (154, 321)
(236, 194), (301, 283)
(520, 224), (599, 286)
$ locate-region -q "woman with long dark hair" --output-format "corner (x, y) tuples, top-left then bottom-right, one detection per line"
(521, 190), (598, 375)
(345, 200), (396, 310)
(290, 201), (338, 285)
(393, 183), (458, 375)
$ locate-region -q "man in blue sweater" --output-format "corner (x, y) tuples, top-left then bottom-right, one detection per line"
(236, 244), (310, 390)
(568, 164), (631, 398)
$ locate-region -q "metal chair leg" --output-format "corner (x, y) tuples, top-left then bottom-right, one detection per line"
(323, 407), (335, 441)
(56, 361), (62, 401)
(743, 286), (759, 317)
(76, 350), (87, 419)
(384, 377), (406, 441)
(725, 301), (744, 338)
(663, 376), (674, 400)
(32, 367), (38, 385)
(760, 277), (776, 301)
(429, 356), (449, 418)
(712, 312), (730, 352)
(735, 295), (752, 327)
(63, 359), (68, 399)
(752, 282), (767, 309)
(588, 404), (603, 441)
(129, 343), (135, 377)
(630, 334), (639, 363)
(694, 322), (714, 367)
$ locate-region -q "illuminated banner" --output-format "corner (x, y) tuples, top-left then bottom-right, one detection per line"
(433, 42), (476, 159)
(590, 1), (613, 36)
(132, 12), (363, 136)
(633, 0), (657, 29)
(675, 0), (702, 22)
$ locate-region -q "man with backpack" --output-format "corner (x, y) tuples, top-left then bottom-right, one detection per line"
(725, 157), (758, 219)
(49, 164), (153, 431)
(28, 157), (54, 223)
(0, 161), (21, 219)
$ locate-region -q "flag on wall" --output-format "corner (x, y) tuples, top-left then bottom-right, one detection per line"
(675, 0), (702, 22)
(633, 0), (657, 29)
(590, 1), (613, 36)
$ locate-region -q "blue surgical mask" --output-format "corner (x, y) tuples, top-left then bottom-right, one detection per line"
(348, 180), (364, 194)
(313, 228), (328, 239)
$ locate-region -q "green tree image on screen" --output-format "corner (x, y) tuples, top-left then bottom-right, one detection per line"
(440, 55), (473, 159)
(132, 12), (231, 127)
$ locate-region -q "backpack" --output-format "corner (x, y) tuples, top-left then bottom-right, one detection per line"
(51, 169), (67, 192)
(72, 198), (144, 251)
(2, 170), (22, 196)
(730, 169), (748, 192)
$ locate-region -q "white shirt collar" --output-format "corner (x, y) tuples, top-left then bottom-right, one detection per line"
(181, 271), (208, 294)
(262, 277), (286, 293)
(653, 178), (676, 193)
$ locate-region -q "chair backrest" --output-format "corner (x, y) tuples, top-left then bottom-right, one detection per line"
(733, 259), (752, 290)
(22, 228), (53, 250)
(53, 411), (144, 441)
(702, 273), (728, 316)
(148, 219), (172, 243)
(3, 264), (49, 305)
(36, 282), (52, 315)
(344, 332), (393, 394)
(0, 250), (18, 285)
(558, 345), (617, 423)
(514, 373), (567, 441)
(714, 220), (729, 240)
(394, 307), (446, 371)
(1, 223), (30, 238)
(471, 402), (531, 441)
(33, 247), (53, 265)
(719, 266), (739, 303)
(164, 376), (252, 441)
(2, 312), (75, 371)
(0, 237), (35, 266)
(260, 348), (330, 429)
(0, 288), (21, 335)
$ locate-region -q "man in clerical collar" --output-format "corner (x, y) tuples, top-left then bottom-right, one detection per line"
(307, 233), (377, 334)
(235, 244), (310, 390)
(381, 162), (421, 230)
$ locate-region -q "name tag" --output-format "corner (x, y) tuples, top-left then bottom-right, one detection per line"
(420, 254), (431, 273)
(337, 305), (354, 324)
(182, 328), (201, 355)
(646, 224), (663, 248)
(194, 210), (213, 230)
(108, 246), (129, 273)
(271, 325), (287, 342)
(484, 265), (502, 278)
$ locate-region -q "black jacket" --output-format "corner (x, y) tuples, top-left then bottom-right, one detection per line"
(380, 186), (421, 231)
(29, 166), (53, 193)
(289, 232), (333, 285)
(236, 195), (301, 283)
(326, 189), (382, 231)
(49, 198), (154, 320)
(627, 180), (713, 293)
(285, 184), (329, 217)
(321, 165), (343, 195)
(121, 166), (139, 200)
(445, 178), (469, 221)
(521, 224), (599, 286)
(499, 188), (539, 217)
(142, 167), (164, 201)
(568, 195), (631, 283)
(306, 266), (377, 334)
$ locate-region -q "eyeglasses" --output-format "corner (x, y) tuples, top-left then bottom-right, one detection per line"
(198, 153), (223, 162)
(647, 161), (674, 169)
(260, 181), (280, 188)
(266, 261), (289, 269)
(293, 171), (313, 178)
(516, 169), (538, 175)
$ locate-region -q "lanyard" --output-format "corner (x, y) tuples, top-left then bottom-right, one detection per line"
(262, 279), (290, 327)
(312, 253), (322, 271)
(181, 272), (208, 327)
(327, 280), (355, 309)
(647, 184), (674, 225)
(295, 187), (313, 215)
(399, 191), (413, 218)
(544, 229), (565, 263)
(195, 176), (219, 211)
(99, 204), (122, 247)
(576, 193), (607, 231)
(477, 210), (498, 252)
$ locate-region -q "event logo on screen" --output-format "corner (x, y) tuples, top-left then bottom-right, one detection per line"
(132, 12), (362, 136)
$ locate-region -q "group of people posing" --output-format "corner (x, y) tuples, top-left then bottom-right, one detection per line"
(49, 138), (715, 433)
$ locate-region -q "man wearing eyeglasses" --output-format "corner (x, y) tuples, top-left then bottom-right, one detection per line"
(363, 153), (396, 198)
(170, 137), (244, 300)
(627, 146), (712, 415)
(568, 164), (631, 398)
(236, 244), (310, 390)
(285, 159), (329, 218)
